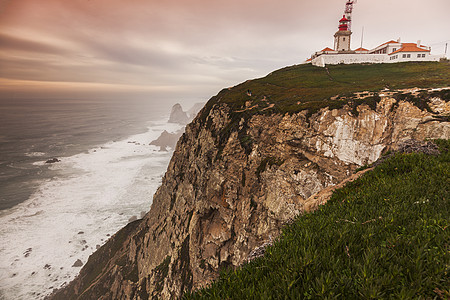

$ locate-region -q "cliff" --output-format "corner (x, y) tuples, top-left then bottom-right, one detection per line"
(186, 139), (449, 298)
(51, 62), (450, 299)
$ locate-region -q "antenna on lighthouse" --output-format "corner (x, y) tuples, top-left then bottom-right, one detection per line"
(344, 0), (357, 31)
(360, 26), (364, 49)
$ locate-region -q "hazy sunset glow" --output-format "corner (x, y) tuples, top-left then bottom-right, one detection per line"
(1, 0), (449, 102)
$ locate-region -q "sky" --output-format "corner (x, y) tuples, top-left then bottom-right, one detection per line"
(0, 0), (449, 105)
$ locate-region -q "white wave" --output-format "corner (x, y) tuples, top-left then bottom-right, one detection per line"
(24, 152), (46, 158)
(0, 120), (183, 300)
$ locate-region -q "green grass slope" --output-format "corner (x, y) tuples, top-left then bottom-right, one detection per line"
(200, 62), (450, 120)
(185, 140), (450, 299)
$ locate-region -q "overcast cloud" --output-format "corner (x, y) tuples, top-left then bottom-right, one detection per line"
(0, 0), (449, 104)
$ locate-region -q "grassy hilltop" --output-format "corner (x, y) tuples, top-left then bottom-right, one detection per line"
(185, 140), (450, 299)
(200, 61), (450, 118)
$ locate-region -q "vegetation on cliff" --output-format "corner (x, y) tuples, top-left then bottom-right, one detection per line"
(186, 140), (450, 299)
(201, 61), (449, 118)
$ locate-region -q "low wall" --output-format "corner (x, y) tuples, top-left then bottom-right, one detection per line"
(312, 54), (388, 67)
(311, 53), (444, 67)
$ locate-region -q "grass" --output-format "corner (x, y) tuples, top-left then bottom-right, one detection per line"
(204, 61), (449, 117)
(185, 140), (450, 299)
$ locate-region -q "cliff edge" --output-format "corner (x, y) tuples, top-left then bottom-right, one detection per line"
(51, 62), (450, 299)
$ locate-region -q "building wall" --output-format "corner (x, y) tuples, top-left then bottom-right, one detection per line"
(311, 53), (443, 67)
(389, 52), (440, 63)
(370, 43), (402, 54)
(334, 31), (351, 52)
(335, 35), (351, 51)
(312, 54), (388, 67)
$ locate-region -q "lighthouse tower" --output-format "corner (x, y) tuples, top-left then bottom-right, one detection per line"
(334, 15), (352, 52)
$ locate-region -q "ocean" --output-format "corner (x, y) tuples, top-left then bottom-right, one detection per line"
(0, 98), (185, 299)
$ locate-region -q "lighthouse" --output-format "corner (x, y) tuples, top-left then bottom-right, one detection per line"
(307, 0), (443, 67)
(334, 15), (352, 52)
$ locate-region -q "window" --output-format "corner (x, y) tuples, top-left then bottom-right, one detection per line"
(422, 54), (426, 57)
(417, 54), (421, 58)
(403, 54), (407, 58)
(393, 48), (397, 52)
(407, 54), (411, 58)
(343, 37), (346, 41)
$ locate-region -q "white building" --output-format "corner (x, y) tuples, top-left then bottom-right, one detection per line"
(308, 12), (444, 67)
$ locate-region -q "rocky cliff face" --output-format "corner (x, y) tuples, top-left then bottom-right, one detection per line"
(51, 87), (449, 300)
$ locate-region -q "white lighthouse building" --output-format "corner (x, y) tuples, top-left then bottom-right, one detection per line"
(308, 1), (444, 67)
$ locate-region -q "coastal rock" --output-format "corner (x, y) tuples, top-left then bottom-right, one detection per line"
(149, 130), (184, 151)
(168, 103), (190, 125)
(72, 260), (83, 267)
(24, 248), (32, 257)
(45, 158), (60, 164)
(168, 102), (205, 125)
(51, 88), (449, 300)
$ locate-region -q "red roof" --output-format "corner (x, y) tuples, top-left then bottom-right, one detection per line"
(321, 47), (334, 52)
(339, 15), (349, 22)
(389, 43), (430, 55)
(354, 47), (369, 51)
(306, 58), (312, 62)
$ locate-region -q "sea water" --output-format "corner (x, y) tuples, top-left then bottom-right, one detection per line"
(0, 98), (184, 299)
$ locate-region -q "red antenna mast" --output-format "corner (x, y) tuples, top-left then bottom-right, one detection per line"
(344, 0), (357, 31)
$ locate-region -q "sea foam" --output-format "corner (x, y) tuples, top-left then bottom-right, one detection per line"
(0, 120), (182, 300)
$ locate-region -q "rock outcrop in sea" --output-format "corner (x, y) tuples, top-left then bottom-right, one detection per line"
(51, 63), (450, 299)
(151, 103), (205, 151)
(168, 103), (190, 125)
(149, 130), (184, 151)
